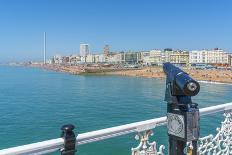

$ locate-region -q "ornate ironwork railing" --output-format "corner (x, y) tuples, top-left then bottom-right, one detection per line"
(0, 102), (232, 155)
(198, 110), (232, 155)
(131, 130), (165, 155)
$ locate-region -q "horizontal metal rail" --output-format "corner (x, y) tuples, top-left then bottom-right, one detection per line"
(0, 102), (232, 155)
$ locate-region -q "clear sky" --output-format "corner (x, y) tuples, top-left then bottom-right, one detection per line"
(0, 0), (232, 62)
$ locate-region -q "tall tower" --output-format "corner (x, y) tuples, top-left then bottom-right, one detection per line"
(80, 44), (89, 56)
(103, 45), (110, 56)
(43, 32), (46, 64)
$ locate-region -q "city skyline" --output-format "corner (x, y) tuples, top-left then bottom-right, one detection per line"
(49, 48), (231, 66)
(0, 0), (232, 62)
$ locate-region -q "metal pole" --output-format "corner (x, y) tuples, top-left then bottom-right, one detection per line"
(43, 32), (46, 65)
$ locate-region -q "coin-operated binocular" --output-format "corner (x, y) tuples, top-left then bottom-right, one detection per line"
(163, 62), (200, 155)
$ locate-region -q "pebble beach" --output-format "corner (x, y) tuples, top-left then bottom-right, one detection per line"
(28, 64), (232, 84)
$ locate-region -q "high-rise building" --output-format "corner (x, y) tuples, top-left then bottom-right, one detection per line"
(103, 45), (110, 56)
(80, 44), (89, 56)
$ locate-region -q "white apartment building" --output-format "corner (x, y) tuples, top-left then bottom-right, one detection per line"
(149, 50), (163, 65)
(107, 53), (123, 64)
(189, 49), (230, 65)
(85, 54), (95, 63)
(141, 50), (173, 66)
(169, 51), (189, 66)
(189, 50), (207, 64)
(80, 54), (107, 63)
(207, 49), (229, 64)
(69, 55), (81, 65)
(141, 51), (150, 64)
(80, 56), (86, 63)
(80, 44), (89, 57)
(95, 54), (106, 63)
(53, 55), (63, 64)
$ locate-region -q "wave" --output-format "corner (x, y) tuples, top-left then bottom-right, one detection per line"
(198, 80), (232, 86)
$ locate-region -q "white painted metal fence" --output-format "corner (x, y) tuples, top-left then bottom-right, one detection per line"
(0, 102), (232, 155)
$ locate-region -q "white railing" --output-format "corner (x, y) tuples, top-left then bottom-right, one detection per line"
(0, 102), (232, 155)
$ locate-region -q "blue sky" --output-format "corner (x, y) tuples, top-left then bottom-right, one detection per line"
(0, 0), (232, 62)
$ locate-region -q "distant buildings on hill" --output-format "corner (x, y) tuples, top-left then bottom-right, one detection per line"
(47, 44), (232, 67)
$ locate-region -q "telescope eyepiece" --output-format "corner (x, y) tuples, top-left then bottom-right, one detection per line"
(187, 82), (198, 92)
(182, 80), (200, 96)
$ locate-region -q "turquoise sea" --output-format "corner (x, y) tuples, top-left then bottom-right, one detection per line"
(0, 66), (232, 155)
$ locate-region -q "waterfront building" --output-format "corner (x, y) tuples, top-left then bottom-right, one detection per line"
(207, 49), (230, 65)
(141, 51), (150, 65)
(103, 45), (110, 56)
(69, 55), (81, 65)
(189, 50), (208, 64)
(106, 52), (140, 64)
(80, 56), (86, 63)
(137, 52), (143, 64)
(62, 56), (70, 64)
(189, 49), (230, 66)
(86, 54), (95, 63)
(95, 54), (106, 63)
(46, 59), (53, 64)
(123, 52), (140, 64)
(149, 50), (163, 65)
(53, 55), (63, 64)
(169, 50), (189, 66)
(163, 49), (173, 62)
(80, 44), (89, 57)
(107, 52), (123, 64)
(141, 50), (174, 66)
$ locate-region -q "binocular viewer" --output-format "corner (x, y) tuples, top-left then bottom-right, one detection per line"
(163, 62), (200, 97)
(163, 63), (200, 155)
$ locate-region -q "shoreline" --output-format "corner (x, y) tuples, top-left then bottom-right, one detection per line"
(198, 80), (232, 85)
(25, 64), (232, 84)
(102, 67), (232, 84)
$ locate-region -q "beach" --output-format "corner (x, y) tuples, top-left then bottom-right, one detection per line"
(103, 67), (232, 83)
(27, 64), (232, 84)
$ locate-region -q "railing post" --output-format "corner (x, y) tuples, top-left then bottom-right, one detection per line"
(60, 124), (77, 155)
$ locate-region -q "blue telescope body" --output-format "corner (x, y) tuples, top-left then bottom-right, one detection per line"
(163, 62), (200, 97)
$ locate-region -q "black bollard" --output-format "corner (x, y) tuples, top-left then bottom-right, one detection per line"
(60, 124), (76, 155)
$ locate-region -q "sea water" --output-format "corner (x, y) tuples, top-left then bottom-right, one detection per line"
(0, 66), (232, 155)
